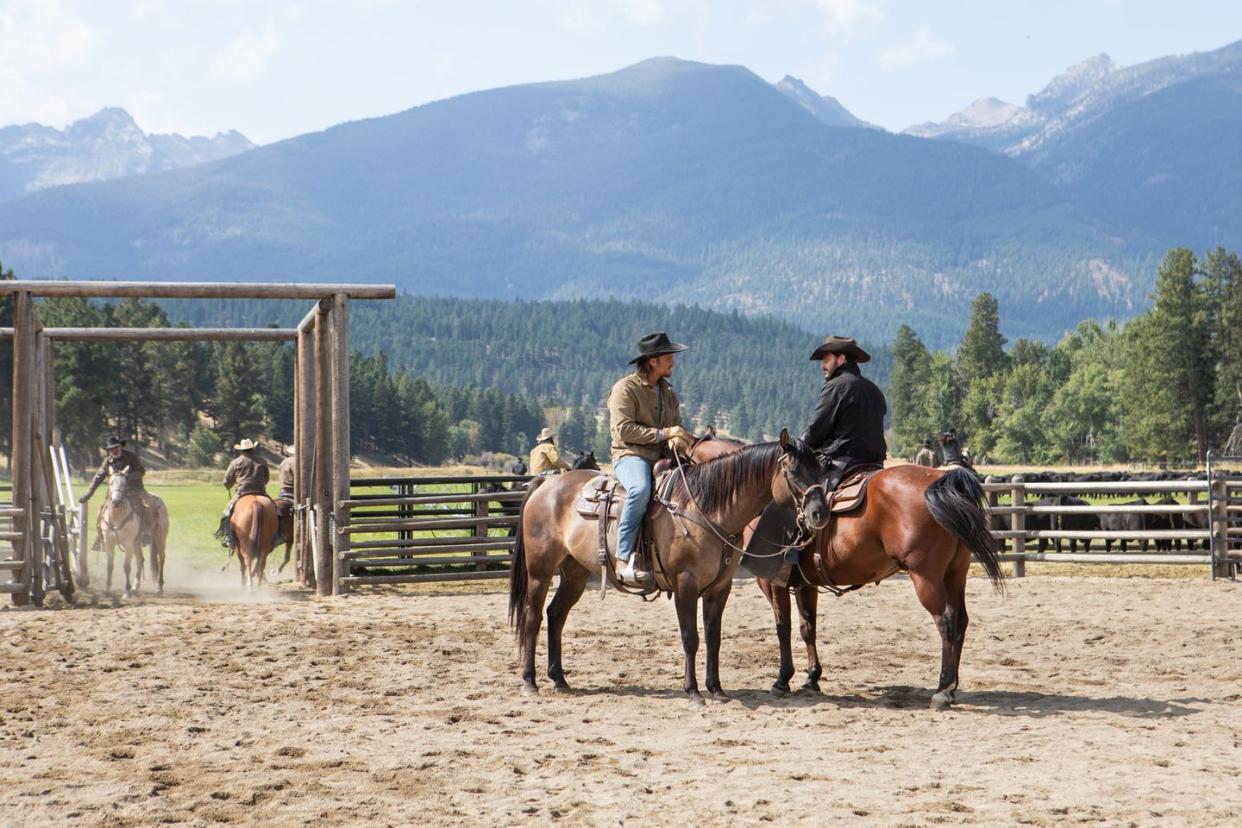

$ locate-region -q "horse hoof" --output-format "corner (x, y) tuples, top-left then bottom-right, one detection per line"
(521, 684), (539, 696)
(551, 682), (572, 694)
(799, 683), (823, 696)
(709, 690), (731, 703)
(687, 695), (706, 709)
(770, 682), (790, 698)
(930, 691), (954, 710)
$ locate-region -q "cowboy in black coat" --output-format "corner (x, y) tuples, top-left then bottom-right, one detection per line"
(801, 336), (888, 490)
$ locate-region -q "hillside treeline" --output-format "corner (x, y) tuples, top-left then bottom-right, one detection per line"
(890, 247), (1242, 466)
(165, 295), (890, 441)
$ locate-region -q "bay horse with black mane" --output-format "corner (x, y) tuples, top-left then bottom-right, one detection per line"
(690, 435), (1003, 710)
(508, 431), (829, 706)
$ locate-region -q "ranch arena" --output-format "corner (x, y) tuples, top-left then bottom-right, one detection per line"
(2, 574), (1241, 826)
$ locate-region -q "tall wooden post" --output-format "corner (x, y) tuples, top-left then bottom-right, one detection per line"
(1211, 477), (1231, 579)
(29, 331), (49, 605)
(9, 292), (34, 604)
(295, 322), (315, 588)
(330, 293), (351, 595)
(313, 302), (333, 596)
(1010, 475), (1026, 578)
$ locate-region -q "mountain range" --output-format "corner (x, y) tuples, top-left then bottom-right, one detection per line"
(1, 40), (1239, 346)
(0, 108), (253, 203)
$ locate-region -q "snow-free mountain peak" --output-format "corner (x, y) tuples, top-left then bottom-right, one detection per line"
(774, 75), (875, 129)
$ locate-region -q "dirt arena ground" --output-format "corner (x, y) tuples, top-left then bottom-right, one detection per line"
(2, 571), (1241, 826)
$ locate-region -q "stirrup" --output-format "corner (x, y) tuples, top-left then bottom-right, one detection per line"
(615, 557), (651, 586)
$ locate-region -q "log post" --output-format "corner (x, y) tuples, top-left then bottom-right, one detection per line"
(10, 293), (35, 605)
(29, 331), (49, 604)
(313, 302), (333, 596)
(330, 293), (351, 595)
(295, 320), (315, 588)
(475, 483), (490, 572)
(1010, 475), (1026, 578)
(1211, 477), (1231, 579)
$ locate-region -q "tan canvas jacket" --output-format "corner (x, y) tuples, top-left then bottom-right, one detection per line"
(529, 442), (570, 475)
(608, 372), (682, 463)
(277, 456), (296, 496)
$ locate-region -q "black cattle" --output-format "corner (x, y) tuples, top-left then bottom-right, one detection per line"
(1148, 495), (1185, 552)
(1099, 498), (1148, 553)
(1053, 494), (1099, 553)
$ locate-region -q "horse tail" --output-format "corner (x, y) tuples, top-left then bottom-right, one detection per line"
(508, 477), (547, 633)
(247, 497), (264, 557)
(924, 468), (1005, 591)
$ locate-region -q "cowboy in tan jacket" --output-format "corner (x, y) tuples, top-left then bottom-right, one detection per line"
(529, 428), (571, 475)
(607, 331), (694, 585)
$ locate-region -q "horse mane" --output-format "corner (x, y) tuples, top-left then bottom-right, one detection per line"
(674, 439), (816, 516)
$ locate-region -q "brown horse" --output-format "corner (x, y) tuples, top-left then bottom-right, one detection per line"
(691, 437), (1003, 710)
(230, 494), (278, 592)
(508, 431), (830, 706)
(274, 498), (295, 574)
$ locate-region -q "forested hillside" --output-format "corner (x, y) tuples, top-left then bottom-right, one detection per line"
(889, 246), (1242, 466)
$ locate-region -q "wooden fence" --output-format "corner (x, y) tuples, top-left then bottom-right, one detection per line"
(333, 469), (1242, 589)
(337, 474), (529, 589)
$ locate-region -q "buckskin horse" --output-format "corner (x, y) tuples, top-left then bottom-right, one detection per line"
(690, 435), (1003, 710)
(99, 467), (170, 596)
(508, 431), (829, 706)
(229, 494), (278, 591)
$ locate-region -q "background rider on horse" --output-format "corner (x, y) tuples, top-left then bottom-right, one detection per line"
(528, 428), (570, 476)
(215, 439), (271, 549)
(607, 331), (695, 586)
(81, 435), (153, 550)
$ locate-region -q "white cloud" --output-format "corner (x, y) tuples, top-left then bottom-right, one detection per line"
(210, 25), (283, 83)
(815, 0), (883, 40)
(0, 0), (97, 126)
(622, 0), (664, 26)
(879, 23), (953, 71)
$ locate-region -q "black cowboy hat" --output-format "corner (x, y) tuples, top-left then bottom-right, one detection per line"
(628, 331), (687, 365)
(809, 335), (871, 363)
(923, 438), (933, 449)
(102, 435), (127, 449)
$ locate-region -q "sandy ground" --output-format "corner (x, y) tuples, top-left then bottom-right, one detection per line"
(2, 570), (1242, 827)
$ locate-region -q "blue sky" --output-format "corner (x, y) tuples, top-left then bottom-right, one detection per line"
(2, 0), (1239, 143)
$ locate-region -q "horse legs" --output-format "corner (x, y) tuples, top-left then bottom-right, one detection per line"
(132, 546), (145, 594)
(758, 579), (796, 696)
(520, 571), (554, 693)
(122, 547), (133, 598)
(105, 541), (116, 593)
(545, 562), (589, 692)
(702, 580), (733, 701)
(794, 586), (823, 693)
(673, 574), (704, 707)
(911, 550), (970, 710)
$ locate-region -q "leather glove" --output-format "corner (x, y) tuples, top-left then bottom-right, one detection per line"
(667, 425), (695, 444)
(668, 435), (692, 456)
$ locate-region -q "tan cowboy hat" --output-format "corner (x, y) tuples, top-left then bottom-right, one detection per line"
(809, 335), (871, 363)
(285, 445), (296, 457)
(234, 438), (258, 451)
(536, 428), (556, 443)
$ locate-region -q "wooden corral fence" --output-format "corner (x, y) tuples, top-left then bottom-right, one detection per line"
(982, 465), (1242, 579)
(333, 466), (1242, 589)
(335, 474), (529, 590)
(1, 280), (395, 605)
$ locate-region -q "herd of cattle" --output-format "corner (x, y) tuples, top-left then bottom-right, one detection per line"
(980, 470), (1240, 553)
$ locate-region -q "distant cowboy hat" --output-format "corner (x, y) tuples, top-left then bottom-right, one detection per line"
(285, 445), (296, 457)
(102, 435), (127, 449)
(809, 335), (871, 363)
(234, 438), (258, 451)
(536, 428), (556, 443)
(923, 438), (933, 449)
(628, 331), (687, 365)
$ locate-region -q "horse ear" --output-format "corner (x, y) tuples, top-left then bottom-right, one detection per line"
(778, 429), (791, 449)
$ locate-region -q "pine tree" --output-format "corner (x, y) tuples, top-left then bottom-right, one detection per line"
(957, 293), (1009, 384)
(889, 324), (934, 456)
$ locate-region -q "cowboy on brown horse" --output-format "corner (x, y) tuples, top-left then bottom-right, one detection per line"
(81, 435), (155, 550)
(215, 438), (271, 548)
(607, 331), (695, 586)
(802, 335), (888, 490)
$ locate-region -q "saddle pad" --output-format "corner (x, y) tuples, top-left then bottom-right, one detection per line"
(829, 465), (883, 514)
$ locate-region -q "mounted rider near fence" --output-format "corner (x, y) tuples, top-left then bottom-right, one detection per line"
(509, 430), (829, 705)
(97, 466), (170, 596)
(216, 439), (279, 590)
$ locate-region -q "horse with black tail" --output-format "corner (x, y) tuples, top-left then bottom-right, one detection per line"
(509, 431), (829, 707)
(763, 464), (1002, 709)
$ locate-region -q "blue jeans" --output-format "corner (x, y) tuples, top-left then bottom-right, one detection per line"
(613, 455), (653, 562)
